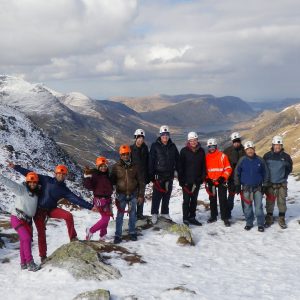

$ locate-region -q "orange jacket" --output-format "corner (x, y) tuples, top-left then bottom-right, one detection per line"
(206, 149), (232, 182)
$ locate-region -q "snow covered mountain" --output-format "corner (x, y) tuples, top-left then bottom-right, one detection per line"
(0, 75), (158, 166)
(0, 103), (84, 211)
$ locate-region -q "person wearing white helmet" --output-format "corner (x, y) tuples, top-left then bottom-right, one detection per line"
(234, 141), (269, 232)
(130, 129), (149, 220)
(263, 136), (293, 229)
(148, 125), (179, 224)
(205, 138), (232, 227)
(224, 132), (246, 218)
(178, 132), (205, 226)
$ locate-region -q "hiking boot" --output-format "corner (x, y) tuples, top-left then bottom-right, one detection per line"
(278, 216), (287, 229)
(40, 256), (47, 264)
(152, 214), (158, 224)
(99, 235), (106, 242)
(258, 226), (265, 232)
(130, 234), (138, 241)
(85, 228), (93, 241)
(244, 225), (253, 231)
(188, 217), (202, 226)
(183, 219), (190, 226)
(224, 219), (231, 227)
(264, 215), (274, 228)
(27, 261), (41, 272)
(207, 217), (217, 223)
(161, 214), (171, 220)
(114, 236), (122, 244)
(21, 263), (27, 270)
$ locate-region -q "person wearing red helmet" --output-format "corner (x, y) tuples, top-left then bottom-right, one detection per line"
(8, 162), (93, 262)
(83, 156), (113, 241)
(0, 169), (41, 271)
(111, 145), (145, 244)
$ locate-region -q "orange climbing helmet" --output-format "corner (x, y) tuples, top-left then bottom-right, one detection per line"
(55, 165), (68, 174)
(26, 172), (39, 183)
(96, 156), (108, 166)
(119, 144), (131, 155)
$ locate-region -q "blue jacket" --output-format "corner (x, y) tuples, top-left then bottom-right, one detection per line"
(263, 150), (293, 184)
(14, 165), (93, 210)
(234, 155), (269, 187)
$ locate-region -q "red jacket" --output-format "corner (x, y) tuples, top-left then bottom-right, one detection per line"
(206, 149), (232, 182)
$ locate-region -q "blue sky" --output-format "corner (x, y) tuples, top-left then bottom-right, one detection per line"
(1, 0), (300, 101)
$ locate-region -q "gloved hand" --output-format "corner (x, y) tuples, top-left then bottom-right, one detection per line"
(235, 185), (241, 194)
(218, 176), (226, 184)
(261, 185), (268, 194)
(179, 180), (184, 187)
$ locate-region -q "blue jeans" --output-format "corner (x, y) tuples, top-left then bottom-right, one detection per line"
(115, 194), (137, 238)
(243, 190), (264, 226)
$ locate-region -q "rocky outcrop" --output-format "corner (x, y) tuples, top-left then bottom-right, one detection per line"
(44, 241), (121, 281)
(73, 289), (110, 300)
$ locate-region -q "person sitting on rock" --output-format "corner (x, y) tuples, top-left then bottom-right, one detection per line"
(84, 156), (113, 241)
(8, 162), (93, 262)
(0, 170), (41, 271)
(110, 145), (145, 244)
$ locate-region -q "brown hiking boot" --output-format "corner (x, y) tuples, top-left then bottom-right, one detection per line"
(278, 216), (287, 229)
(264, 215), (274, 228)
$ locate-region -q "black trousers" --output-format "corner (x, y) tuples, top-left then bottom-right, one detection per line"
(209, 184), (229, 220)
(151, 180), (173, 214)
(182, 184), (200, 220)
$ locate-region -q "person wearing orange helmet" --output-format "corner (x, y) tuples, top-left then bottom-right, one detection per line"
(83, 156), (113, 241)
(0, 169), (41, 271)
(110, 144), (145, 244)
(8, 162), (93, 262)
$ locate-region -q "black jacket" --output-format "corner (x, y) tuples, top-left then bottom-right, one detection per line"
(130, 142), (149, 184)
(148, 137), (180, 181)
(178, 143), (206, 186)
(224, 145), (246, 179)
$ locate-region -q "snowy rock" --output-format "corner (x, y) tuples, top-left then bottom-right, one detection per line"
(73, 289), (110, 300)
(44, 241), (121, 281)
(111, 216), (194, 245)
(0, 236), (4, 249)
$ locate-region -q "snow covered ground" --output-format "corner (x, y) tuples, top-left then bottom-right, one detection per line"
(1, 177), (300, 300)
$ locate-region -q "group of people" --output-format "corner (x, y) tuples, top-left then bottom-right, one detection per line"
(0, 125), (293, 272)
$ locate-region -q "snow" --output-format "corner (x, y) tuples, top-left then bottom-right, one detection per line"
(1, 178), (300, 300)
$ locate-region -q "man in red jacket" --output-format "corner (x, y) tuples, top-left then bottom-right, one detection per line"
(205, 138), (232, 227)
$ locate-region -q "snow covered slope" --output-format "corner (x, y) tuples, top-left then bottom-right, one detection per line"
(0, 103), (83, 211)
(0, 75), (158, 165)
(1, 177), (300, 299)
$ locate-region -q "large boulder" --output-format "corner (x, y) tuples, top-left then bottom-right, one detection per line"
(73, 289), (110, 300)
(44, 241), (121, 281)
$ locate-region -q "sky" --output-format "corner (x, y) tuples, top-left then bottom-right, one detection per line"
(1, 0), (300, 101)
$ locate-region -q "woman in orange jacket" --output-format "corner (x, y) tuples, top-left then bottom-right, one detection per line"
(205, 138), (232, 227)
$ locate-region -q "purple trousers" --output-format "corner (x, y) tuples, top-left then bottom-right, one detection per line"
(11, 215), (33, 264)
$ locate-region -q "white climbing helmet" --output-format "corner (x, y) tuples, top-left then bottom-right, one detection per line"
(272, 135), (283, 145)
(244, 140), (255, 150)
(160, 125), (169, 134)
(207, 138), (217, 147)
(231, 132), (241, 141)
(188, 131), (198, 140)
(134, 129), (145, 138)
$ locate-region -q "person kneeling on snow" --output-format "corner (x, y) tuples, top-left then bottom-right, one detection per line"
(234, 141), (269, 232)
(84, 156), (113, 241)
(110, 145), (145, 244)
(0, 171), (41, 271)
(8, 162), (93, 262)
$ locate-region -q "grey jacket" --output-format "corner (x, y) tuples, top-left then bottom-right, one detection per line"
(0, 174), (38, 218)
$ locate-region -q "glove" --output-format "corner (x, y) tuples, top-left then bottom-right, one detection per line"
(261, 185), (268, 194)
(179, 180), (184, 187)
(218, 176), (226, 184)
(235, 185), (241, 194)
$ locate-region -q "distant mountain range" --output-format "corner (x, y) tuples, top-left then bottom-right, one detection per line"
(248, 98), (300, 112)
